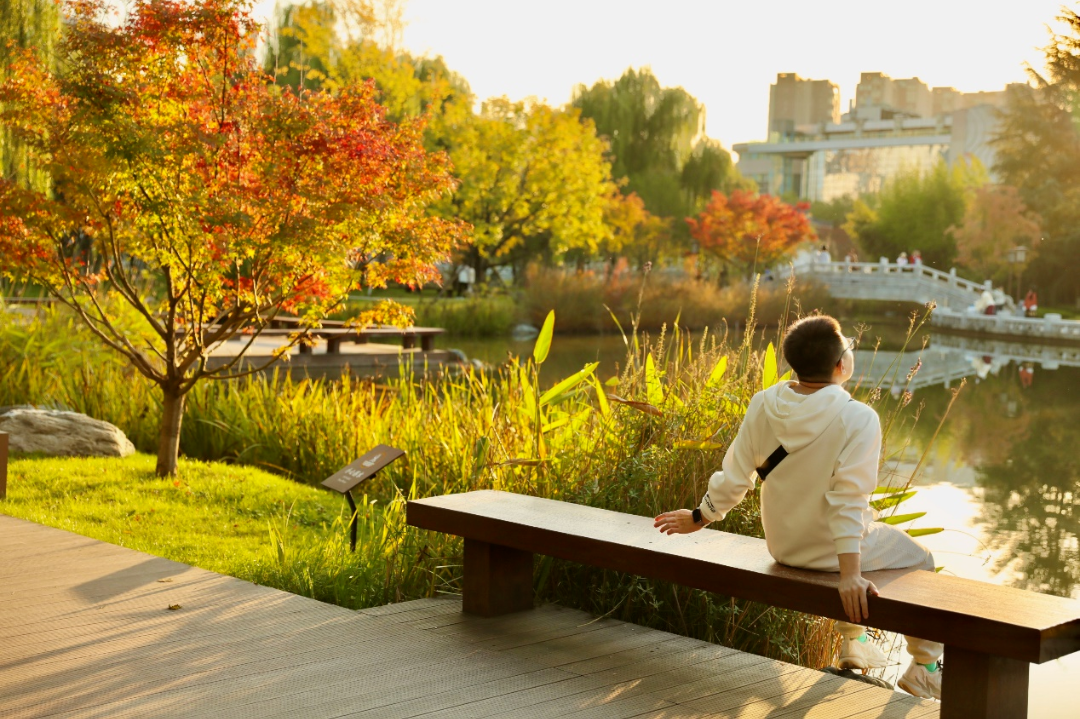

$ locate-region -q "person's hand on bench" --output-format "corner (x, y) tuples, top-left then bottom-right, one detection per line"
(838, 552), (879, 623)
(653, 509), (706, 535)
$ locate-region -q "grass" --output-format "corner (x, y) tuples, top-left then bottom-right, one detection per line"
(1035, 304), (1080, 320)
(2, 454), (330, 572)
(1, 453), (417, 609)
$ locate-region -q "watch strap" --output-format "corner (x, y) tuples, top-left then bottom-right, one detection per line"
(692, 507), (703, 525)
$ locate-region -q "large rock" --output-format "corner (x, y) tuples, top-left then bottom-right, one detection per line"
(0, 409), (136, 458)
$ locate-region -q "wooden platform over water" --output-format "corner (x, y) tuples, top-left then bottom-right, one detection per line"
(0, 515), (937, 718)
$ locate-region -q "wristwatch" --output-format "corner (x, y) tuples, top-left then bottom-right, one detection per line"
(692, 508), (704, 525)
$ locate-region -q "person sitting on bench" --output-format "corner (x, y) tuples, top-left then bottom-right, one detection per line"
(654, 314), (943, 699)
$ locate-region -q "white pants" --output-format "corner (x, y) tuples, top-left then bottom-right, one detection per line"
(835, 524), (944, 665)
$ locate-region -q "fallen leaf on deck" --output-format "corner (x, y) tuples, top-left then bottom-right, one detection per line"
(167, 604), (182, 611)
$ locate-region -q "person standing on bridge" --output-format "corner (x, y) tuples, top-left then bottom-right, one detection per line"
(1024, 288), (1038, 317)
(654, 315), (944, 700)
(816, 244), (831, 270)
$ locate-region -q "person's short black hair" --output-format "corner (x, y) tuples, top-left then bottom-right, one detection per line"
(782, 315), (844, 381)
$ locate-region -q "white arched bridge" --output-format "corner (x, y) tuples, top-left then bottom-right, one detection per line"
(793, 261), (1080, 343)
(793, 261), (991, 310)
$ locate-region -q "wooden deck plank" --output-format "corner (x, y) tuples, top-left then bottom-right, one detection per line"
(0, 514), (938, 719)
(432, 610), (628, 652)
(341, 667), (580, 719)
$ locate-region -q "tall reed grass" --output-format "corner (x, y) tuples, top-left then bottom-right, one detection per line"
(333, 294), (519, 337)
(0, 288), (941, 669)
(520, 266), (840, 333)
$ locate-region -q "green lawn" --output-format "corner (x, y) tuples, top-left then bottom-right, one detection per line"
(1035, 304), (1080, 320)
(2, 454), (436, 609)
(1, 454), (354, 581)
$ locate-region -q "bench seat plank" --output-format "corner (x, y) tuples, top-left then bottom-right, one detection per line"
(407, 490), (1080, 664)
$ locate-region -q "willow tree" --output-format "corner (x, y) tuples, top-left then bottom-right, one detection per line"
(0, 0), (465, 475)
(0, 0), (59, 192)
(572, 68), (745, 221)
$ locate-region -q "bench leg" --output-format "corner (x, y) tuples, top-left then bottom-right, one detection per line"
(463, 538), (533, 617)
(421, 335), (435, 352)
(402, 334), (416, 350)
(0, 431), (7, 500)
(941, 645), (1028, 719)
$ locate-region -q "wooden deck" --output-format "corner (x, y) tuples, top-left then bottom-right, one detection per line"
(0, 515), (937, 718)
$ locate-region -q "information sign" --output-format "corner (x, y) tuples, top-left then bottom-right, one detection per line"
(321, 445), (405, 494)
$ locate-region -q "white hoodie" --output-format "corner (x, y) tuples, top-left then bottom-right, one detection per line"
(697, 381), (880, 571)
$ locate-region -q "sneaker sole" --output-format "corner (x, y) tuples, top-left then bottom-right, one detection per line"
(837, 657), (888, 671)
(896, 678), (938, 700)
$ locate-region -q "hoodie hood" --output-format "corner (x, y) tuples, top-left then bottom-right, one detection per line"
(761, 381), (851, 451)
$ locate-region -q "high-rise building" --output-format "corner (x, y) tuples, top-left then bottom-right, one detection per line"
(854, 73), (933, 118)
(737, 73), (1026, 202)
(768, 73), (841, 140)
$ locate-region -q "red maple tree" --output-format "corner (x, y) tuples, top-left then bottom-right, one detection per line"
(687, 190), (815, 272)
(0, 0), (466, 475)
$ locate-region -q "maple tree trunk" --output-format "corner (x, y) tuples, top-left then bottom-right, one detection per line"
(156, 387), (186, 477)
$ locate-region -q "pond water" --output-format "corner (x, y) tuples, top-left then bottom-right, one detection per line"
(448, 325), (1080, 716)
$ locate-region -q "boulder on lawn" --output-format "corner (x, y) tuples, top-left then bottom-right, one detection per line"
(0, 409), (136, 458)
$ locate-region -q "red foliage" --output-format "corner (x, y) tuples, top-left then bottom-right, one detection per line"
(0, 0), (466, 335)
(687, 190), (815, 269)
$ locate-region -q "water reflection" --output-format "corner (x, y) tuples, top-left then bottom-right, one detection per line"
(910, 360), (1080, 599)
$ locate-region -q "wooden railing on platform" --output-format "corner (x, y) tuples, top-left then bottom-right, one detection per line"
(408, 489), (1080, 719)
(178, 317), (445, 353)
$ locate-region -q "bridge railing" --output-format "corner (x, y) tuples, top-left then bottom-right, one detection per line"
(932, 307), (1080, 342)
(796, 261), (991, 295)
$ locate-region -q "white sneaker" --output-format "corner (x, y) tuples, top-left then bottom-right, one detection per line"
(837, 636), (889, 671)
(897, 659), (942, 700)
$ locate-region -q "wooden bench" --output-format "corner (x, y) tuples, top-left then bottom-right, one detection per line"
(407, 489), (1080, 719)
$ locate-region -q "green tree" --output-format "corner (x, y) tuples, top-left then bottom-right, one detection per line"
(810, 196), (855, 229)
(992, 8), (1080, 305)
(950, 184), (1042, 286)
(845, 159), (986, 268)
(572, 68), (746, 223)
(438, 98), (615, 280)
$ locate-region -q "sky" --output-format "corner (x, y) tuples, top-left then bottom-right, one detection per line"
(249, 0), (1075, 156)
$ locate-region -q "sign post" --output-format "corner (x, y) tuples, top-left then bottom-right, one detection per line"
(321, 444), (404, 551)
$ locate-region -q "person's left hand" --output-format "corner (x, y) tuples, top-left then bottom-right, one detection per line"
(653, 509), (704, 535)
